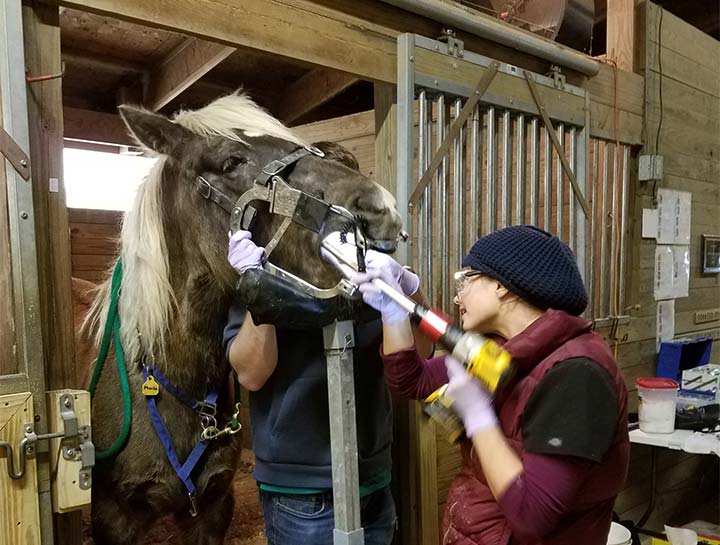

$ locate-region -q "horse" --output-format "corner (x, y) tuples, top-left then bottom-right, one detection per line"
(79, 93), (404, 545)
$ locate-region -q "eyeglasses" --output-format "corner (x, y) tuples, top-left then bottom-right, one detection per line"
(453, 269), (483, 295)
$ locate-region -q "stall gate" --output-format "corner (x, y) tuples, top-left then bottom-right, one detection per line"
(1, 2), (92, 544)
(396, 34), (631, 324)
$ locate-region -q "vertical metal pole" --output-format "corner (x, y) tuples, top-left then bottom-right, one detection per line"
(418, 91), (427, 291)
(396, 34), (415, 270)
(575, 96), (589, 297)
(530, 118), (540, 226)
(610, 142), (619, 315)
(619, 145), (630, 312)
(486, 107), (497, 233)
(599, 142), (610, 318)
(589, 138), (599, 317)
(453, 98), (465, 270)
(438, 96), (450, 308)
(543, 126), (552, 231)
(515, 115), (526, 224)
(501, 110), (512, 228)
(569, 127), (577, 250)
(424, 95), (433, 301)
(323, 321), (364, 545)
(556, 123), (565, 237)
(470, 105), (481, 240)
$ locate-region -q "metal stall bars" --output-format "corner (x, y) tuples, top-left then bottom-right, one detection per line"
(397, 33), (590, 317)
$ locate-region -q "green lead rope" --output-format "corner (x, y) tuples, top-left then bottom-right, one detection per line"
(88, 260), (133, 460)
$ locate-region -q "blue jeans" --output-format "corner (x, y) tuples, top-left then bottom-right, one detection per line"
(259, 487), (397, 545)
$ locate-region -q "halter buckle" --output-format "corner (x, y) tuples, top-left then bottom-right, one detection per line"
(196, 176), (212, 200)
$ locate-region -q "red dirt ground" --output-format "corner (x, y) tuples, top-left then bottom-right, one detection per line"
(82, 451), (266, 545)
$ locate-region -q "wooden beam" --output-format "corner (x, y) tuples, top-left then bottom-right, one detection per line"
(61, 47), (146, 75)
(23, 2), (81, 543)
(606, 0), (635, 71)
(54, 0), (399, 83)
(144, 37), (236, 111)
(63, 107), (134, 146)
(276, 69), (358, 125)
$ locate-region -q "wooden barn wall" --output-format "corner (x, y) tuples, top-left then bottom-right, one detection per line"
(610, 2), (720, 530)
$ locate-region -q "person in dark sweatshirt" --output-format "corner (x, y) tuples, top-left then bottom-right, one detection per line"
(224, 228), (431, 545)
(349, 225), (630, 545)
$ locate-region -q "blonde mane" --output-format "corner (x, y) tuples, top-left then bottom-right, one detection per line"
(87, 93), (308, 360)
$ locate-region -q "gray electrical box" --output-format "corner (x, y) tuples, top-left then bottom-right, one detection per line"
(639, 155), (664, 181)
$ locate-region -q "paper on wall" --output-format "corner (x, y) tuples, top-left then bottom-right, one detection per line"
(657, 299), (675, 351)
(642, 208), (658, 239)
(656, 189), (691, 244)
(654, 245), (690, 300)
(672, 245), (690, 298)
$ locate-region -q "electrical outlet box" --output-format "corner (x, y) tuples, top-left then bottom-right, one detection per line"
(639, 154), (664, 181)
(695, 308), (720, 324)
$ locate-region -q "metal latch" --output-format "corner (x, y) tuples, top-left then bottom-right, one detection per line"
(0, 394), (94, 488)
(438, 28), (464, 58)
(546, 65), (566, 90)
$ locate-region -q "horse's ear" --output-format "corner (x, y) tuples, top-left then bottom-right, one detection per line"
(118, 105), (189, 157)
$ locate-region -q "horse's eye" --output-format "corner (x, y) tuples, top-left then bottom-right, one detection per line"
(221, 156), (245, 174)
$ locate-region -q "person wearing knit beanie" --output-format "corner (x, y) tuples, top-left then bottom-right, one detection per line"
(349, 225), (628, 545)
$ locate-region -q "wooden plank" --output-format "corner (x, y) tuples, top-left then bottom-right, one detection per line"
(71, 254), (115, 273)
(63, 107), (134, 147)
(46, 390), (91, 513)
(277, 69), (359, 125)
(293, 110), (374, 143)
(144, 38), (236, 111)
(646, 3), (720, 74)
(586, 62), (645, 114)
(606, 0), (635, 71)
(373, 84), (397, 196)
(69, 223), (119, 256)
(0, 392), (41, 545)
(646, 41), (720, 98)
(588, 103), (643, 145)
(68, 208), (123, 225)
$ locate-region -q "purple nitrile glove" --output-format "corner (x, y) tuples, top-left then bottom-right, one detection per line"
(364, 251), (420, 297)
(228, 230), (265, 274)
(445, 356), (498, 437)
(348, 267), (409, 324)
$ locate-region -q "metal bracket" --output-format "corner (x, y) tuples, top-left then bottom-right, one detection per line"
(0, 125), (31, 180)
(0, 394), (95, 486)
(546, 65), (566, 90)
(523, 70), (590, 218)
(437, 28), (464, 58)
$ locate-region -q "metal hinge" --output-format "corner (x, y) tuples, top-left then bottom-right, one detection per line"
(437, 28), (464, 58)
(0, 394), (94, 488)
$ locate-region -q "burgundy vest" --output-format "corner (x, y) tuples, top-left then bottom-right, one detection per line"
(441, 310), (629, 545)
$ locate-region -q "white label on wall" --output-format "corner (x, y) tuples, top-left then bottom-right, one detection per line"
(657, 299), (675, 352)
(654, 245), (690, 301)
(656, 189), (691, 244)
(49, 177), (59, 193)
(642, 208), (658, 239)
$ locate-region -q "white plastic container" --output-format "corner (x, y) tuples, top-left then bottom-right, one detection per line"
(606, 522), (632, 545)
(637, 377), (679, 434)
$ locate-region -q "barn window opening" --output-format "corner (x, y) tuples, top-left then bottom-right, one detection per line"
(64, 145), (156, 211)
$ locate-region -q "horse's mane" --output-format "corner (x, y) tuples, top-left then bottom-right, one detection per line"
(86, 93), (308, 361)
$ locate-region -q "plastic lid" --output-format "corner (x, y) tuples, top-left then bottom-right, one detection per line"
(636, 377), (679, 389)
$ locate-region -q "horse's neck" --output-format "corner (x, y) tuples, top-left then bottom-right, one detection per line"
(154, 271), (231, 396)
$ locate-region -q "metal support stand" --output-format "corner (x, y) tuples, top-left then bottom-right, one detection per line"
(323, 320), (364, 545)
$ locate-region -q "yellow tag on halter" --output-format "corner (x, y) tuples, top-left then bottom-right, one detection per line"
(142, 375), (160, 397)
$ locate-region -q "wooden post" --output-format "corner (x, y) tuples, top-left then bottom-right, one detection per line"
(23, 2), (81, 543)
(373, 83), (397, 194)
(607, 0), (635, 71)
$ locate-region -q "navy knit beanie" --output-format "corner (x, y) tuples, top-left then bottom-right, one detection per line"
(461, 225), (588, 315)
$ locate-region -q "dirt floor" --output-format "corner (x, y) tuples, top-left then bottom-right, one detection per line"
(82, 451), (266, 545)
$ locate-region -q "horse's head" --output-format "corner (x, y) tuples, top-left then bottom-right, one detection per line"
(118, 94), (403, 290)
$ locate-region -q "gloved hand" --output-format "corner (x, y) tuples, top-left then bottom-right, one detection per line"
(364, 251), (420, 297)
(445, 356), (498, 437)
(228, 230), (265, 274)
(348, 267), (408, 324)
